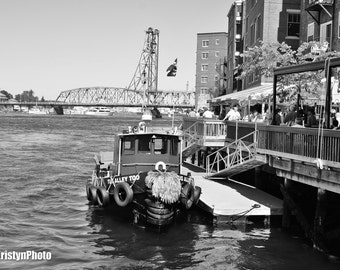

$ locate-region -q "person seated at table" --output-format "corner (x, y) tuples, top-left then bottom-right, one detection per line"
(283, 105), (297, 126)
(305, 109), (317, 128)
(331, 119), (340, 130)
(250, 109), (263, 122)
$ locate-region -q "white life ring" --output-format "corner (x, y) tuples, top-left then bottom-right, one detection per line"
(155, 161), (166, 171)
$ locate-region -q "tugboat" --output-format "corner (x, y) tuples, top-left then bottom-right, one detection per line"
(86, 121), (201, 227)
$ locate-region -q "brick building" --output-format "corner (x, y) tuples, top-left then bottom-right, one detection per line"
(195, 32), (228, 109)
(226, 0), (244, 94)
(301, 0), (340, 52)
(225, 0), (301, 93)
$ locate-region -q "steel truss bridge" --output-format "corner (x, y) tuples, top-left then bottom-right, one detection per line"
(56, 86), (195, 108)
(55, 27), (195, 108)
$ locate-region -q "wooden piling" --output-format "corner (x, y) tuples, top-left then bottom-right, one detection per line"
(313, 188), (328, 252)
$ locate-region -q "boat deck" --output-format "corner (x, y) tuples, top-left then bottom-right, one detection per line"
(181, 163), (283, 223)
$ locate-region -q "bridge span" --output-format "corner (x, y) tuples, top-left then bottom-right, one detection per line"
(1, 87), (195, 109)
(56, 86), (195, 108)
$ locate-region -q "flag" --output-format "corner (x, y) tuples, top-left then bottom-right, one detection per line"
(166, 58), (177, 76)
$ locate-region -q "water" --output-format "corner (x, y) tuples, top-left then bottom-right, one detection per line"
(0, 113), (339, 270)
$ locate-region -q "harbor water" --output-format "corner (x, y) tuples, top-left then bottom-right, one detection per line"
(0, 113), (339, 270)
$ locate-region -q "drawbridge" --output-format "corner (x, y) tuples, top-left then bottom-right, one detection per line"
(56, 27), (195, 108)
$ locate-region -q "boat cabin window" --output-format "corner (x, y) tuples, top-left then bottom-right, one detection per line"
(170, 137), (179, 156)
(138, 135), (151, 153)
(153, 137), (168, 154)
(122, 136), (135, 155)
(133, 134), (179, 155)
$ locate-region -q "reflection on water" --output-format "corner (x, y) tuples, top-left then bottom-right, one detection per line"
(0, 114), (339, 270)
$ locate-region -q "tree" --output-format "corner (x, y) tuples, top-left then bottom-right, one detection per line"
(14, 89), (39, 102)
(237, 41), (340, 106)
(0, 90), (13, 100)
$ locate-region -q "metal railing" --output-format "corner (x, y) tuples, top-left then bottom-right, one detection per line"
(206, 130), (258, 175)
(182, 117), (226, 147)
(225, 121), (340, 164)
(182, 121), (201, 151)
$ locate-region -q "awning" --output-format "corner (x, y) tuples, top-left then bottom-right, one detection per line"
(209, 83), (273, 106)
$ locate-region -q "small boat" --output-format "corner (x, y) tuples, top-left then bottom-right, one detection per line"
(84, 107), (114, 116)
(86, 121), (201, 228)
(28, 107), (48, 115)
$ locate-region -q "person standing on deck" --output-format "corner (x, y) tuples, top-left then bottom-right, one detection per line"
(223, 104), (241, 121)
(203, 108), (214, 119)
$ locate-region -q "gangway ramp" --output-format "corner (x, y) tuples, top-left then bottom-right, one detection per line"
(182, 164), (282, 223)
(206, 130), (267, 178)
(207, 154), (267, 178)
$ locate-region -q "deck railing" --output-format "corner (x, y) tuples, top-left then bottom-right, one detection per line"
(225, 121), (340, 163)
(183, 118), (340, 165)
(182, 117), (226, 146)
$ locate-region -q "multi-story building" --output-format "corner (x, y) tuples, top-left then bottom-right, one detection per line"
(226, 0), (244, 94)
(195, 32), (228, 109)
(301, 0), (340, 52)
(225, 0), (301, 93)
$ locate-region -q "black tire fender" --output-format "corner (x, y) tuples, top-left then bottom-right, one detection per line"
(193, 186), (202, 205)
(89, 186), (98, 205)
(181, 183), (195, 209)
(97, 186), (110, 207)
(113, 182), (133, 207)
(86, 183), (92, 201)
(147, 209), (174, 220)
(145, 199), (172, 215)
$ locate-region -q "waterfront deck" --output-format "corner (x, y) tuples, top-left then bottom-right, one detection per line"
(181, 164), (283, 223)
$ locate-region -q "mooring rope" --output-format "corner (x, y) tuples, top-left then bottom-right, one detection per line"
(226, 204), (261, 224)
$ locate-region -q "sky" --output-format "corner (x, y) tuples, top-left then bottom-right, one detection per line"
(0, 0), (232, 100)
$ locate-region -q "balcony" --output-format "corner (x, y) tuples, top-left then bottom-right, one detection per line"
(306, 0), (333, 12)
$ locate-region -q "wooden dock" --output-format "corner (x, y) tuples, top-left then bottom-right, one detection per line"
(181, 163), (283, 223)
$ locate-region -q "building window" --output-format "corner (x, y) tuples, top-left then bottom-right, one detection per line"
(200, 87), (208, 95)
(201, 76), (208, 83)
(201, 52), (208, 59)
(201, 64), (208, 71)
(202, 40), (209, 47)
(250, 23), (255, 45)
(215, 51), (220, 57)
(321, 21), (332, 45)
(256, 15), (261, 40)
(248, 72), (255, 84)
(308, 23), (314, 41)
(287, 12), (300, 37)
(216, 39), (220, 45)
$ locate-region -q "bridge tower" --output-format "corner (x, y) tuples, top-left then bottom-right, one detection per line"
(128, 27), (159, 98)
